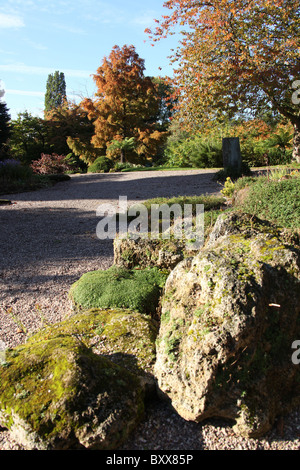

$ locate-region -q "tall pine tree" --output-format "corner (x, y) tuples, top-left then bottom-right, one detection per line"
(44, 71), (67, 116)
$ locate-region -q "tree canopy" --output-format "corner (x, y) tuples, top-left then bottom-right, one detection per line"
(82, 44), (169, 163)
(9, 111), (49, 164)
(44, 71), (67, 116)
(45, 101), (95, 157)
(146, 0), (300, 161)
(0, 101), (10, 159)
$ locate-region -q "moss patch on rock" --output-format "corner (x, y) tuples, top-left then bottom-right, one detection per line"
(0, 332), (144, 449)
(113, 209), (226, 272)
(69, 265), (168, 316)
(114, 236), (187, 271)
(31, 308), (158, 378)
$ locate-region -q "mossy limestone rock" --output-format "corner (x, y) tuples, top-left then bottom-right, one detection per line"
(0, 309), (158, 450)
(155, 213), (300, 438)
(113, 235), (187, 271)
(32, 308), (158, 390)
(69, 265), (168, 316)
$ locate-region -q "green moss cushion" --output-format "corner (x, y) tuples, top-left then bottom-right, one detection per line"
(0, 334), (144, 449)
(32, 308), (158, 376)
(0, 308), (158, 449)
(69, 266), (168, 315)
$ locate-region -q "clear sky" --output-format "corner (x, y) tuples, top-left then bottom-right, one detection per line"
(0, 0), (179, 119)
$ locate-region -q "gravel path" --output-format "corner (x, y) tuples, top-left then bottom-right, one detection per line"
(0, 170), (299, 451)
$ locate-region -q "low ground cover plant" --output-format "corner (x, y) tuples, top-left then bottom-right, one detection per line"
(236, 172), (300, 229)
(0, 159), (48, 194)
(128, 194), (225, 219)
(69, 266), (168, 316)
(123, 194), (227, 243)
(0, 157), (72, 195)
(0, 159), (32, 180)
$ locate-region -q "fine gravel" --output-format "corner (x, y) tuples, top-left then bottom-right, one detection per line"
(0, 170), (300, 451)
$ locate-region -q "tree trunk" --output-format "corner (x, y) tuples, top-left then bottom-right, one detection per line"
(292, 121), (300, 163)
(120, 149), (125, 164)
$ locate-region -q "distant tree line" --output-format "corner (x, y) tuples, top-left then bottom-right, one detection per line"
(1, 0), (299, 173)
(0, 47), (175, 169)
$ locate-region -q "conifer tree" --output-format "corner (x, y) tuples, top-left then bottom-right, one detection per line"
(0, 101), (11, 159)
(82, 45), (168, 164)
(44, 71), (67, 116)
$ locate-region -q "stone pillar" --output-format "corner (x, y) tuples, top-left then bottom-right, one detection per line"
(222, 137), (242, 172)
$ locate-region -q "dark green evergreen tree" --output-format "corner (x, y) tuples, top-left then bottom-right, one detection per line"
(44, 71), (67, 115)
(10, 111), (49, 164)
(0, 101), (11, 159)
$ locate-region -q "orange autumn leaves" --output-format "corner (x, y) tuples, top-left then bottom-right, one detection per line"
(146, 0), (300, 132)
(82, 45), (168, 163)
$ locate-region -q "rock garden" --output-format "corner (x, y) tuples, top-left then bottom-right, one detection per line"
(0, 170), (299, 450)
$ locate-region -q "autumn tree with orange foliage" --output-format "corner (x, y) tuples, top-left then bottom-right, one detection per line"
(146, 0), (300, 162)
(45, 101), (94, 158)
(82, 44), (169, 164)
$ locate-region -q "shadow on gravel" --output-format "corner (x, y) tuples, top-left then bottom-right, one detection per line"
(0, 206), (114, 272)
(0, 171), (221, 203)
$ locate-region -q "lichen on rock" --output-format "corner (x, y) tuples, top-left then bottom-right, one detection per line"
(154, 212), (300, 438)
(0, 308), (157, 450)
(113, 234), (187, 271)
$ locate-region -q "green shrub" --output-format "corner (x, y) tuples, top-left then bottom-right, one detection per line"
(0, 159), (32, 181)
(189, 139), (223, 168)
(64, 153), (87, 173)
(88, 156), (114, 173)
(164, 135), (223, 169)
(69, 266), (168, 315)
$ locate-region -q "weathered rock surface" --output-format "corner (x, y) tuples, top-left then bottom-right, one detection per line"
(114, 235), (187, 271)
(0, 308), (156, 450)
(32, 308), (158, 384)
(154, 212), (300, 438)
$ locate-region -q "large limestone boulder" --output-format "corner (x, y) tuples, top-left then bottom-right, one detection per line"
(155, 213), (300, 438)
(0, 308), (156, 450)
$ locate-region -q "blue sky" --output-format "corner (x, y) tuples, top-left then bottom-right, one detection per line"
(0, 0), (179, 119)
